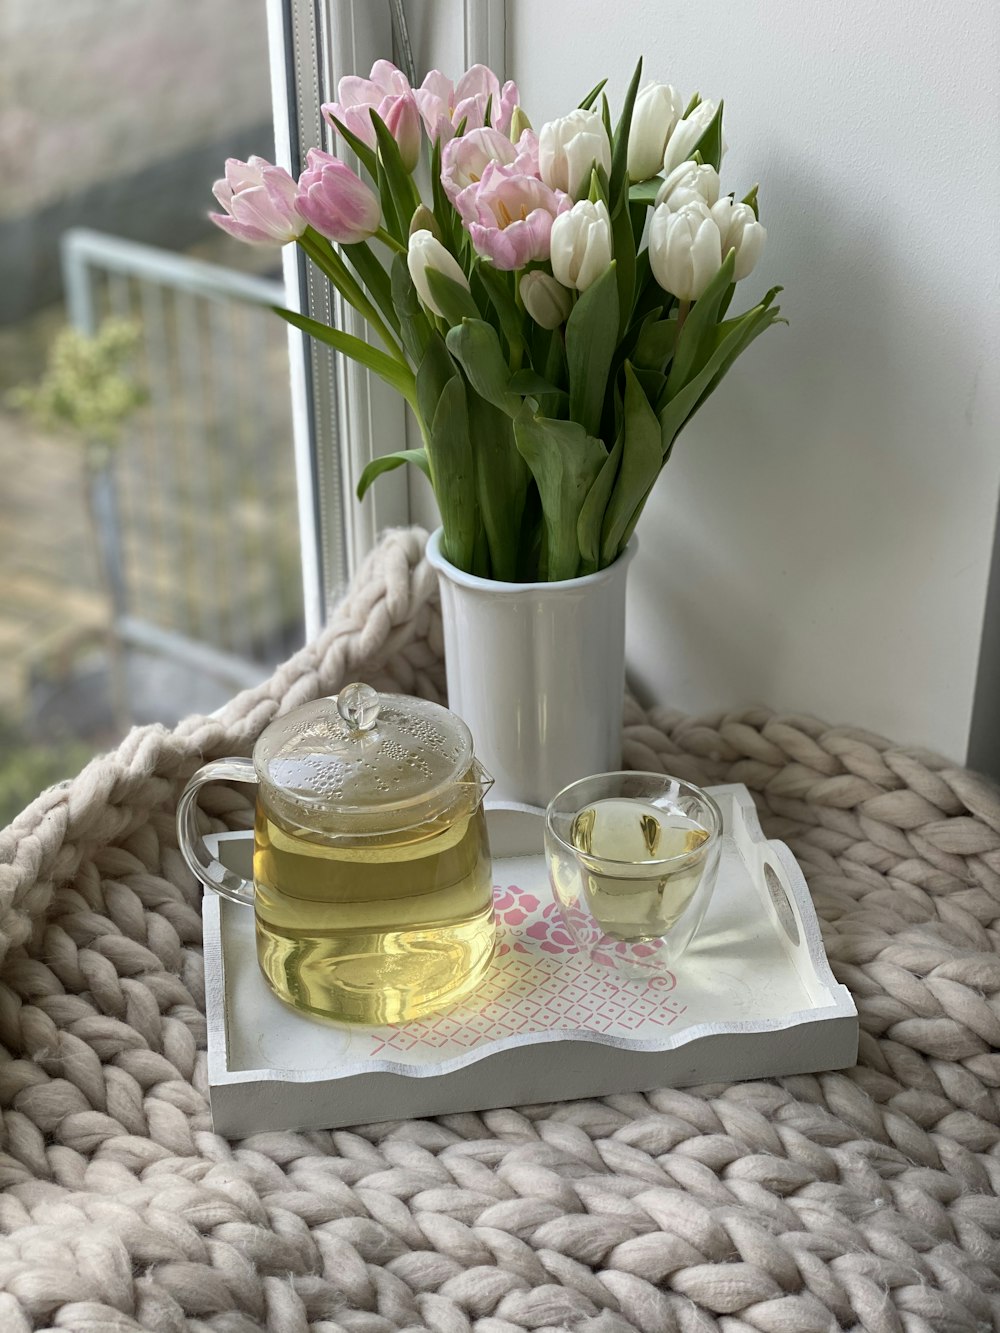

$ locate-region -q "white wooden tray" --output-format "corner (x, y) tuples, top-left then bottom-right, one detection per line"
(203, 785), (857, 1135)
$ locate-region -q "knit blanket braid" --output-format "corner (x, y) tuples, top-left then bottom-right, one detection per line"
(0, 527), (997, 1333)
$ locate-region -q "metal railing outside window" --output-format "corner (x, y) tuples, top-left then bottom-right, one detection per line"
(61, 228), (305, 709)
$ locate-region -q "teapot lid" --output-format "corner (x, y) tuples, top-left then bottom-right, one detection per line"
(254, 683), (475, 813)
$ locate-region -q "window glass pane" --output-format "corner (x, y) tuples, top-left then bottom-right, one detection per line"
(0, 1), (302, 826)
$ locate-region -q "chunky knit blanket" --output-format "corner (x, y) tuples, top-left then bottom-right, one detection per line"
(1, 527), (998, 1333)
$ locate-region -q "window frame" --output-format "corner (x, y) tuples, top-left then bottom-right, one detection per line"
(266, 0), (507, 637)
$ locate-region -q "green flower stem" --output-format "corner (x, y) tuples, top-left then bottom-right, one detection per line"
(509, 271), (524, 373)
(298, 229), (407, 364)
(376, 227), (408, 256)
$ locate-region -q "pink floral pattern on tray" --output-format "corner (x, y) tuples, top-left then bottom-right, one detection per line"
(367, 882), (687, 1058)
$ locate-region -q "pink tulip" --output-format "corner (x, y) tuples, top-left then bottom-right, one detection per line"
(322, 60), (422, 168)
(382, 92), (422, 172)
(210, 156), (305, 246)
(512, 128), (540, 178)
(340, 58), (411, 102)
(454, 64), (519, 135)
(414, 70), (458, 144)
(442, 127), (517, 208)
(464, 161), (571, 270)
(294, 149), (381, 244)
(443, 128), (541, 216)
(413, 64), (519, 143)
(324, 101), (380, 151)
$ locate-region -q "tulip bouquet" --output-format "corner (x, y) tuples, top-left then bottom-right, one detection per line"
(212, 59), (782, 582)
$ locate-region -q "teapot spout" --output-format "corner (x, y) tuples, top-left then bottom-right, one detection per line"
(465, 758), (494, 810)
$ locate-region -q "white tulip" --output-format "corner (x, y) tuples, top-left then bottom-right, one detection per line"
(406, 229), (470, 317)
(710, 197), (767, 280)
(519, 271), (572, 329)
(538, 109), (612, 197)
(550, 199), (613, 292)
(661, 99), (726, 176)
(627, 82), (684, 183)
(648, 201), (722, 301)
(655, 160), (721, 211)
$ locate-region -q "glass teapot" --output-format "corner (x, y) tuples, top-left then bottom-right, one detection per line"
(177, 683), (495, 1025)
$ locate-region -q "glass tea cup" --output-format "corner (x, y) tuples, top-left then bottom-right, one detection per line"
(176, 683), (496, 1025)
(545, 772), (722, 976)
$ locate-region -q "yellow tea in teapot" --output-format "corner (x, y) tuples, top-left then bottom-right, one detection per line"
(253, 792), (494, 1024)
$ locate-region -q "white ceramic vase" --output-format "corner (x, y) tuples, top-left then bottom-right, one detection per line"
(426, 528), (637, 807)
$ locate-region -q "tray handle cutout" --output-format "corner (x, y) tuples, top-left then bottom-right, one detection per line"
(763, 860), (800, 946)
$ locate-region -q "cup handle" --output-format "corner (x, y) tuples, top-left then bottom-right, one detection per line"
(176, 758), (257, 906)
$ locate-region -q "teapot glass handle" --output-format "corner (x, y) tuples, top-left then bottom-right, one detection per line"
(176, 758), (257, 906)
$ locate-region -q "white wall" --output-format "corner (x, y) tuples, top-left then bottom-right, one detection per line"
(507, 0), (1000, 768)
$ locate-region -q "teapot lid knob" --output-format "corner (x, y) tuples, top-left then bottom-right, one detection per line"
(336, 682), (380, 733)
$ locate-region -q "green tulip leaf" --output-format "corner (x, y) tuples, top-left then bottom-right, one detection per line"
(716, 282), (737, 323)
(634, 315), (678, 371)
(513, 406), (608, 581)
(509, 361), (571, 417)
(610, 190), (637, 337)
(430, 135), (465, 255)
(713, 285), (782, 338)
(634, 367), (668, 411)
(375, 154), (401, 242)
(631, 248), (674, 327)
(446, 319), (521, 417)
(666, 248), (736, 394)
(429, 133), (447, 222)
(391, 254), (432, 363)
(466, 393), (530, 582)
(628, 178), (663, 207)
(274, 305), (415, 404)
(742, 184), (760, 219)
(325, 114), (378, 180)
(475, 263), (526, 359)
(342, 240), (400, 335)
(470, 269), (514, 356)
(689, 100), (725, 172)
(298, 228), (403, 354)
(689, 282), (781, 374)
(425, 268), (480, 327)
(687, 297), (785, 422)
(588, 166), (610, 208)
(416, 330), (457, 426)
(628, 201), (649, 249)
(429, 374), (477, 573)
(357, 448), (431, 500)
(600, 92), (613, 149)
(609, 57), (643, 208)
(659, 297), (784, 452)
(508, 368), (557, 395)
(579, 77), (608, 111)
(578, 431), (623, 573)
(565, 261), (619, 437)
(543, 325), (569, 392)
(600, 363), (663, 565)
(370, 110), (420, 228)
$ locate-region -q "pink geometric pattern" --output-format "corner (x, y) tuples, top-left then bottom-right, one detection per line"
(368, 882), (688, 1058)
